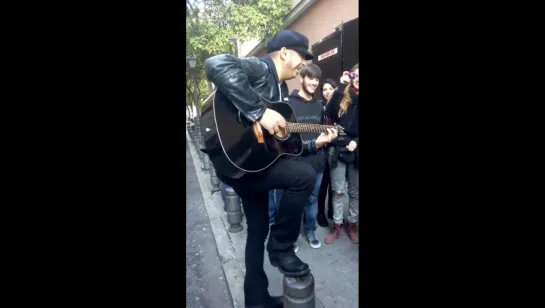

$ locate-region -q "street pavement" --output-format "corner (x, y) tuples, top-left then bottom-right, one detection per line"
(186, 140), (233, 308)
(186, 131), (359, 307)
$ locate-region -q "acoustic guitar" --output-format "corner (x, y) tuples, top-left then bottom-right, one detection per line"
(199, 89), (343, 178)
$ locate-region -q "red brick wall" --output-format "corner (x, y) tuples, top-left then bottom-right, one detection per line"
(251, 0), (359, 92)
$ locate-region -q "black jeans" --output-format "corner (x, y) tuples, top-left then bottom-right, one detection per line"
(218, 157), (316, 305)
(318, 152), (333, 218)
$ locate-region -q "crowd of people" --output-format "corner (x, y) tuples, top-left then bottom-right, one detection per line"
(205, 29), (358, 307)
(219, 62), (360, 249)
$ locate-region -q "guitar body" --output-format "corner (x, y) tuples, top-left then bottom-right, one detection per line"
(200, 90), (303, 178)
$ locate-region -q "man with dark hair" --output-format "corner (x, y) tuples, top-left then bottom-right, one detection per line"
(269, 63), (327, 250)
(204, 30), (337, 308)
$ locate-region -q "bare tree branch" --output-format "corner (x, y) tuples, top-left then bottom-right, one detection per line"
(186, 0), (200, 28)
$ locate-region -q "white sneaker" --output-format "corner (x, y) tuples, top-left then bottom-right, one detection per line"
(307, 232), (322, 249)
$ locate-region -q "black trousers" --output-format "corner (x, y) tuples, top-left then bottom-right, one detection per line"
(318, 152), (333, 218)
(218, 157), (316, 305)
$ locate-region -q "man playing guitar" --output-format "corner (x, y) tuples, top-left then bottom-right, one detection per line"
(204, 30), (338, 308)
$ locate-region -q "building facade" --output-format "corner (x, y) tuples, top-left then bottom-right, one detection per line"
(245, 0), (359, 92)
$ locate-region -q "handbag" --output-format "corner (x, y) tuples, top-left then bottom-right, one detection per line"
(338, 147), (356, 163)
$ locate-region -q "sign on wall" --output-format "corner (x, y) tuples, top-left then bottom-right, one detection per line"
(317, 47), (338, 61)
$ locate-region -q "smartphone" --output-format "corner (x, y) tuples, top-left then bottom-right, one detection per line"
(344, 72), (356, 80)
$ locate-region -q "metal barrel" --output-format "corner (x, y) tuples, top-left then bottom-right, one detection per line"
(225, 187), (243, 233)
(282, 273), (315, 307)
(210, 166), (220, 193)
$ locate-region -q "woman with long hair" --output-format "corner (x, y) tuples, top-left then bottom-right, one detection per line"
(324, 64), (360, 244)
(321, 78), (337, 109)
(316, 78), (337, 227)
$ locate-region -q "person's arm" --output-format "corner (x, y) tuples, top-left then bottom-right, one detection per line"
(305, 128), (339, 154)
(302, 140), (316, 154)
(324, 83), (348, 118)
(205, 54), (269, 122)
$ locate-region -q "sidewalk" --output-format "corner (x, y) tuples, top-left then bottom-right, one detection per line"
(186, 131), (359, 308)
(186, 140), (234, 308)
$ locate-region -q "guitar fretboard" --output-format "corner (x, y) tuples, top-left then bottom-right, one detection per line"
(285, 123), (336, 133)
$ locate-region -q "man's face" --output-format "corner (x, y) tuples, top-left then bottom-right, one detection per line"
(322, 83), (335, 101)
(281, 49), (306, 79)
(351, 68), (359, 90)
(300, 75), (319, 94)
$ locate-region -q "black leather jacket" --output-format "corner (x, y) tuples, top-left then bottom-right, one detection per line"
(204, 54), (289, 122)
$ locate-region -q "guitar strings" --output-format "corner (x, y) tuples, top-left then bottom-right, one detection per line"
(285, 123), (337, 133)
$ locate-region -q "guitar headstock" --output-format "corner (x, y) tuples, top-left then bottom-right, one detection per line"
(334, 124), (346, 136)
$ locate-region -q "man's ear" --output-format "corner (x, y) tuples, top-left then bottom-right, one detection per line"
(279, 47), (288, 60)
(299, 76), (304, 83)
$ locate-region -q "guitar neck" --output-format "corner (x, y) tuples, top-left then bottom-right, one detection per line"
(285, 123), (335, 133)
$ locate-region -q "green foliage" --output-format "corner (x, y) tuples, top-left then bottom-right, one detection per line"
(186, 0), (292, 108)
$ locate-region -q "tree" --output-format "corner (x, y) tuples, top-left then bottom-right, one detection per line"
(186, 0), (291, 110)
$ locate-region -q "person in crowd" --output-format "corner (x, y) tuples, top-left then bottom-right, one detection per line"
(268, 191), (274, 224)
(320, 78), (337, 111)
(316, 78), (338, 227)
(324, 64), (360, 244)
(269, 63), (328, 250)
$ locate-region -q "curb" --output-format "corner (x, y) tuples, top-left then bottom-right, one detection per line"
(186, 132), (246, 308)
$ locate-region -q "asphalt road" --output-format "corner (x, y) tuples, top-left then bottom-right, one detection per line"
(186, 141), (233, 308)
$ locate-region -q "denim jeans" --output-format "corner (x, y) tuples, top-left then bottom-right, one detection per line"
(268, 190), (278, 223)
(328, 146), (359, 224)
(272, 173), (323, 235)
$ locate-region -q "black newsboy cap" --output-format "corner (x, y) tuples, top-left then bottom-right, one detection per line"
(266, 30), (313, 60)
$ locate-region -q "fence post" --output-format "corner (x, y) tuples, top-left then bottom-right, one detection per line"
(202, 153), (210, 171)
(194, 118), (203, 161)
(210, 167), (220, 193)
(225, 187), (243, 233)
(282, 273), (315, 307)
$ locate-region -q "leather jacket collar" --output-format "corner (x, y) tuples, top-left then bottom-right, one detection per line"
(261, 55), (280, 85)
(261, 55), (289, 102)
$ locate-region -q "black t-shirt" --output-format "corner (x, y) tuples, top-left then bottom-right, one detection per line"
(286, 90), (326, 173)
